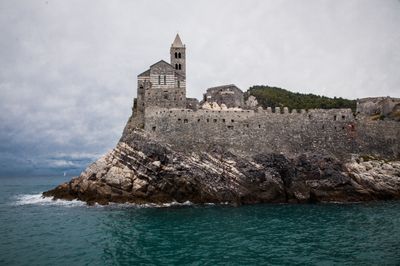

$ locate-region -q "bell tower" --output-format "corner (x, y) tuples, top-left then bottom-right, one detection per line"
(170, 34), (186, 78)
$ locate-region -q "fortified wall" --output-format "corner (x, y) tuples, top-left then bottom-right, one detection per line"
(129, 106), (400, 159)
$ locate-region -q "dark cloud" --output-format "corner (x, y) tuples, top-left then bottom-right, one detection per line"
(0, 0), (399, 175)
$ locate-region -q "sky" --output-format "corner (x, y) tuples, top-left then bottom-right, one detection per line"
(0, 0), (399, 176)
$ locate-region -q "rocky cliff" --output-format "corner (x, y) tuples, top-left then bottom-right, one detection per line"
(43, 129), (400, 205)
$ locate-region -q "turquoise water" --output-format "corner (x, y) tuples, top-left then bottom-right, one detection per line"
(0, 176), (399, 265)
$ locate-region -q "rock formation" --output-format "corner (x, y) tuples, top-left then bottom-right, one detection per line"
(43, 129), (400, 205)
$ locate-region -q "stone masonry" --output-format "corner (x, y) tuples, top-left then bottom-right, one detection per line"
(126, 35), (400, 160)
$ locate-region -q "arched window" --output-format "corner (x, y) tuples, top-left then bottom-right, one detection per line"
(175, 64), (178, 70)
(163, 75), (166, 85)
(158, 75), (161, 85)
(175, 52), (177, 58)
(178, 64), (181, 70)
(178, 52), (181, 58)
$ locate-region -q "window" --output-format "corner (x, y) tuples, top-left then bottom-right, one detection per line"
(213, 119), (217, 123)
(231, 119), (234, 122)
(152, 126), (156, 132)
(334, 115), (337, 121)
(175, 52), (178, 58)
(178, 52), (181, 58)
(164, 75), (166, 85)
(207, 119), (209, 122)
(184, 119), (188, 123)
(227, 125), (233, 129)
(158, 75), (161, 85)
(342, 115), (345, 120)
(164, 95), (168, 100)
(178, 64), (181, 70)
(222, 119), (226, 123)
(177, 80), (180, 88)
(175, 64), (178, 70)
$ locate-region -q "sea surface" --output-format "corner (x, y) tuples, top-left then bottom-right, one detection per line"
(0, 176), (399, 265)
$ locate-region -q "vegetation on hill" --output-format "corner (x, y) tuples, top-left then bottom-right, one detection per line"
(246, 85), (356, 111)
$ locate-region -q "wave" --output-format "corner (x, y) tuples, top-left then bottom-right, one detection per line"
(12, 194), (196, 208)
(12, 194), (225, 209)
(13, 193), (86, 207)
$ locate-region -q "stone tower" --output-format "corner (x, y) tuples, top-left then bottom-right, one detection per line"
(132, 34), (187, 128)
(170, 34), (186, 77)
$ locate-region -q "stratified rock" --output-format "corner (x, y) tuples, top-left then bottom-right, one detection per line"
(43, 130), (400, 205)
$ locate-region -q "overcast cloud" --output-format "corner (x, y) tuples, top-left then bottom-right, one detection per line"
(0, 0), (399, 175)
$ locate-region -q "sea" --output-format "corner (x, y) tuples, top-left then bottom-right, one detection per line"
(0, 175), (399, 266)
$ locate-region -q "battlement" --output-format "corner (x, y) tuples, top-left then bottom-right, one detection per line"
(145, 106), (354, 123)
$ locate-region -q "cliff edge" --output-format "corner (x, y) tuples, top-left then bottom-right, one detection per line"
(43, 129), (400, 205)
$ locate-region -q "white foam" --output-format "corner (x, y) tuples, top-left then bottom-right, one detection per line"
(13, 194), (86, 207)
(107, 200), (194, 209)
(12, 194), (224, 209)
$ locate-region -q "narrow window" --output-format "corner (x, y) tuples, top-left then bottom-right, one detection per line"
(213, 119), (217, 123)
(231, 119), (235, 122)
(245, 124), (249, 128)
(177, 80), (180, 88)
(342, 115), (345, 120)
(178, 118), (181, 121)
(334, 115), (337, 121)
(178, 52), (181, 58)
(178, 64), (181, 70)
(164, 75), (166, 85)
(184, 119), (188, 123)
(175, 52), (177, 58)
(258, 125), (261, 128)
(197, 119), (201, 122)
(175, 64), (178, 70)
(158, 75), (161, 84)
(322, 125), (325, 129)
(164, 95), (168, 100)
(222, 119), (226, 123)
(228, 125), (233, 129)
(207, 118), (209, 123)
(152, 126), (156, 131)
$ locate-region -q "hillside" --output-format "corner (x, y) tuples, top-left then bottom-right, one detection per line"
(246, 85), (356, 111)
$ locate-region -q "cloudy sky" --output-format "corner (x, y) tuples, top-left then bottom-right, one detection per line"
(0, 0), (399, 176)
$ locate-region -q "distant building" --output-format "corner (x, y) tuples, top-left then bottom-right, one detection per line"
(203, 84), (244, 108)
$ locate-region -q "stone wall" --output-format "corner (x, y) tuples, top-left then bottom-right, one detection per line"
(132, 107), (398, 159)
(137, 108), (400, 158)
(122, 106), (400, 160)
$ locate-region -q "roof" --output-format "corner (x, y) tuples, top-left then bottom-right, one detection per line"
(150, 59), (174, 69)
(137, 69), (150, 77)
(172, 34), (184, 47)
